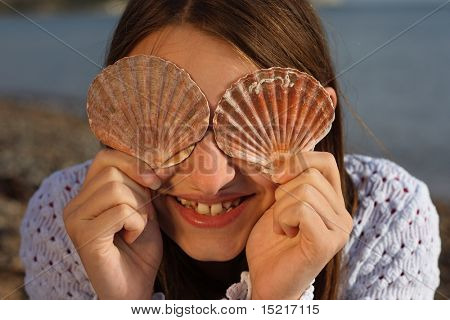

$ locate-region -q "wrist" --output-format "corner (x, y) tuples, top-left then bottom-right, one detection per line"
(250, 276), (315, 300)
(95, 279), (155, 300)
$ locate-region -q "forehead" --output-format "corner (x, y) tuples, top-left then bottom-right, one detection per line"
(127, 24), (259, 109)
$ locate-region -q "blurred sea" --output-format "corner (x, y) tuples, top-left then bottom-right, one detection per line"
(0, 5), (449, 198)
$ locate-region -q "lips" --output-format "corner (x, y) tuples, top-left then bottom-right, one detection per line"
(167, 194), (253, 228)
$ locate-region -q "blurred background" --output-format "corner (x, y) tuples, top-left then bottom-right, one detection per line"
(0, 0), (448, 299)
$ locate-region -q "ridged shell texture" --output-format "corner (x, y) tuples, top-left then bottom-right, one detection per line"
(213, 68), (335, 174)
(87, 55), (210, 168)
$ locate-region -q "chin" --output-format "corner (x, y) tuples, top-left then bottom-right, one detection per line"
(162, 225), (247, 261)
(188, 241), (245, 261)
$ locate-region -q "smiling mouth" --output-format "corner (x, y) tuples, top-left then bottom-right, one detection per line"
(174, 195), (254, 216)
(166, 193), (255, 228)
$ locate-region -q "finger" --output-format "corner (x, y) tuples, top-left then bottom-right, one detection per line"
(90, 203), (148, 245)
(270, 207), (285, 235)
(84, 149), (162, 190)
(275, 202), (328, 239)
(271, 151), (342, 198)
(71, 166), (151, 209)
(274, 183), (343, 232)
(76, 181), (150, 220)
(275, 168), (346, 215)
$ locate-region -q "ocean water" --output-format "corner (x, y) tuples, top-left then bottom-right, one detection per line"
(0, 6), (449, 198)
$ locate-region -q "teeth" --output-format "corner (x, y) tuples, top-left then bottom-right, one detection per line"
(210, 203), (223, 216)
(175, 196), (247, 215)
(197, 203), (210, 215)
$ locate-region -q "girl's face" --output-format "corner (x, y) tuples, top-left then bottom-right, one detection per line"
(128, 24), (332, 262)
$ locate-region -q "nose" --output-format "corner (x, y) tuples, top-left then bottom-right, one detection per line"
(185, 131), (236, 195)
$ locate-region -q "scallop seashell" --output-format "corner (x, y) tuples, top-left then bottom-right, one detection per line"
(213, 67), (335, 175)
(87, 55), (210, 168)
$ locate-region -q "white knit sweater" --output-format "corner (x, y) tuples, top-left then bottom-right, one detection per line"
(18, 154), (441, 299)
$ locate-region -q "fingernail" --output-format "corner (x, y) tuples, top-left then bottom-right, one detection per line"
(150, 179), (162, 191)
(141, 174), (161, 190)
(271, 174), (281, 184)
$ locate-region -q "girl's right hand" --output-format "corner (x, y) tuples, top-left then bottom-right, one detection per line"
(63, 149), (164, 299)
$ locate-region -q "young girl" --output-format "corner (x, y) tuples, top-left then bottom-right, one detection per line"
(19, 0), (441, 300)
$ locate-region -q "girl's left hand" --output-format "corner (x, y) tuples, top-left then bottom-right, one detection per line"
(246, 151), (353, 300)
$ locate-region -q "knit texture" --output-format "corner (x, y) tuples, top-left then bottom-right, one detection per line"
(18, 154), (441, 299)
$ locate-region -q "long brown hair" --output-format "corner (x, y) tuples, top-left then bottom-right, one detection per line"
(104, 0), (358, 299)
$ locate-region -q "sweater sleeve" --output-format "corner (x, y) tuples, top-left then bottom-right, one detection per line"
(19, 161), (99, 299)
(339, 155), (441, 299)
(223, 271), (315, 300)
(18, 161), (172, 300)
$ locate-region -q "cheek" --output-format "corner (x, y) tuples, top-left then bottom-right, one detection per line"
(231, 158), (276, 189)
(248, 174), (277, 210)
(151, 195), (175, 235)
